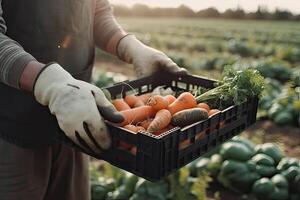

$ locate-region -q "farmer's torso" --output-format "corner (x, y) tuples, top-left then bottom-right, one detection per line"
(0, 0), (97, 148)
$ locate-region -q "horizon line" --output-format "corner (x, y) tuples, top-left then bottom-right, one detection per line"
(112, 3), (299, 15)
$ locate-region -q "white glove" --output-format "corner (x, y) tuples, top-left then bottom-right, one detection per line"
(117, 35), (188, 77)
(33, 63), (124, 153)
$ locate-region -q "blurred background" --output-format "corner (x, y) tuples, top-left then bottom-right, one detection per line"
(91, 1), (300, 200)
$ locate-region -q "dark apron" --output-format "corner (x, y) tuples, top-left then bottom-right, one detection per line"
(0, 0), (96, 148)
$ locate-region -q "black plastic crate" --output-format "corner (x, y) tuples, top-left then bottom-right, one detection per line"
(59, 72), (258, 182)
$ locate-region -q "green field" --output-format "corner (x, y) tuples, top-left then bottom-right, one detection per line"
(117, 18), (300, 71)
(98, 17), (300, 126)
(93, 18), (300, 200)
(99, 17), (300, 76)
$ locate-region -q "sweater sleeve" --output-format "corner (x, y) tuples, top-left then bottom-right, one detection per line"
(0, 1), (36, 89)
(94, 0), (127, 55)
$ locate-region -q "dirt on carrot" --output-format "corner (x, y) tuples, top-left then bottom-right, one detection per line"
(147, 95), (169, 111)
(147, 109), (172, 133)
(171, 108), (208, 127)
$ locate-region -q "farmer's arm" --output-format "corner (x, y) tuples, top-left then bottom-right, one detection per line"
(0, 2), (41, 90)
(94, 0), (127, 55)
(0, 1), (122, 152)
(94, 0), (188, 77)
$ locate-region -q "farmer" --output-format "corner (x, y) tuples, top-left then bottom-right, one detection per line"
(0, 0), (187, 199)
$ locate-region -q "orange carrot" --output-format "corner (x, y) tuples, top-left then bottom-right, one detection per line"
(164, 95), (176, 105)
(133, 100), (144, 107)
(119, 125), (138, 149)
(119, 141), (132, 150)
(138, 93), (151, 104)
(153, 128), (168, 136)
(124, 95), (144, 108)
(123, 124), (139, 133)
(136, 126), (146, 132)
(219, 121), (225, 128)
(112, 99), (131, 111)
(147, 109), (172, 133)
(197, 103), (210, 112)
(120, 106), (156, 126)
(147, 95), (169, 111)
(124, 95), (137, 107)
(167, 92), (197, 115)
(208, 109), (221, 117)
(130, 146), (137, 155)
(139, 119), (153, 130)
(195, 129), (207, 140)
(153, 125), (174, 136)
(179, 139), (191, 150)
(118, 142), (133, 150)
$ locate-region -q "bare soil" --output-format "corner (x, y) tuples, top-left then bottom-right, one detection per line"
(243, 120), (300, 159)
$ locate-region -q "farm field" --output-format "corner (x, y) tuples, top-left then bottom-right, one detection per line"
(97, 17), (300, 76)
(92, 18), (300, 200)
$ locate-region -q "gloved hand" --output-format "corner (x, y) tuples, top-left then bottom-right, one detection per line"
(117, 35), (188, 77)
(33, 63), (124, 153)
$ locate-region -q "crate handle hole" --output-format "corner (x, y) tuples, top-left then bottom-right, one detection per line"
(179, 139), (191, 150)
(195, 131), (206, 141)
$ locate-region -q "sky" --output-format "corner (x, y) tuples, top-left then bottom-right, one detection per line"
(111, 0), (300, 13)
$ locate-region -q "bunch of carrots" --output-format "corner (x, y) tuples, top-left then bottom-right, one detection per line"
(112, 91), (221, 152)
(109, 67), (266, 153)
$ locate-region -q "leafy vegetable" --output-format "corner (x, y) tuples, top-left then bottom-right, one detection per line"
(220, 141), (255, 161)
(255, 143), (284, 165)
(196, 66), (265, 106)
(255, 62), (292, 82)
(277, 158), (300, 194)
(277, 157), (300, 172)
(217, 160), (261, 193)
(93, 71), (115, 88)
(252, 174), (289, 200)
(292, 68), (300, 87)
(130, 179), (169, 200)
(250, 154), (276, 177)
